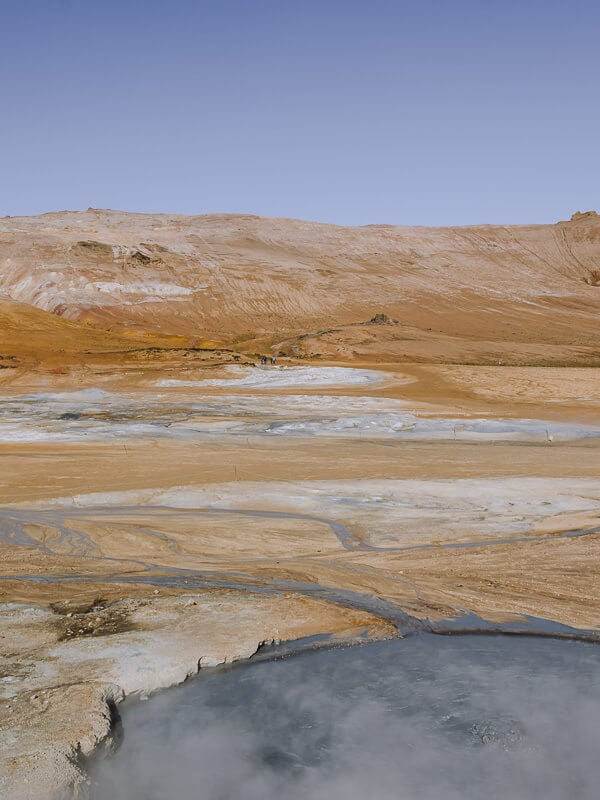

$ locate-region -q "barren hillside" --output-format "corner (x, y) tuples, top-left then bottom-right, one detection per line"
(1, 209), (599, 365)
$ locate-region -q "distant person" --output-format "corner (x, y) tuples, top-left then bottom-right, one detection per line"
(260, 355), (267, 365)
(270, 355), (277, 365)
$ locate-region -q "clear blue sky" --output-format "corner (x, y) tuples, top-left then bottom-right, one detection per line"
(1, 0), (598, 225)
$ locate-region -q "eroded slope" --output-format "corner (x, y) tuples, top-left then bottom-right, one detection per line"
(1, 209), (600, 364)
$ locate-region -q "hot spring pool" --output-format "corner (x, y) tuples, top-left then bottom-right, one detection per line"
(91, 634), (600, 800)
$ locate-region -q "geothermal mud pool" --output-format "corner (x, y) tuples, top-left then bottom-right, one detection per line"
(91, 635), (600, 800)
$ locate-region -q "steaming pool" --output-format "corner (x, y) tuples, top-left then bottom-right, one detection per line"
(91, 634), (600, 800)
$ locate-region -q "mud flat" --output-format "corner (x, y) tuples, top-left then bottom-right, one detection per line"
(1, 362), (599, 797)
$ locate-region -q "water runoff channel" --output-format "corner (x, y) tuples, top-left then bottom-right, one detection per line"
(2, 503), (600, 637)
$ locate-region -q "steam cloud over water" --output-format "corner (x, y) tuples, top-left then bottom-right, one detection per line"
(92, 636), (600, 800)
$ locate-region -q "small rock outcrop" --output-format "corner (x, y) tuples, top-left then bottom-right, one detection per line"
(367, 313), (396, 325)
(583, 269), (600, 286)
(570, 210), (599, 221)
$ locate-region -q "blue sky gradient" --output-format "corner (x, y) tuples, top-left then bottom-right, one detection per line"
(1, 0), (599, 224)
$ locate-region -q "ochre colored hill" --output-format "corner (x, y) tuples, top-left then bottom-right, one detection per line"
(0, 297), (197, 372)
(1, 209), (599, 365)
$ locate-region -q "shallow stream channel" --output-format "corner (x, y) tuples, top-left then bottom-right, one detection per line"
(91, 634), (600, 800)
